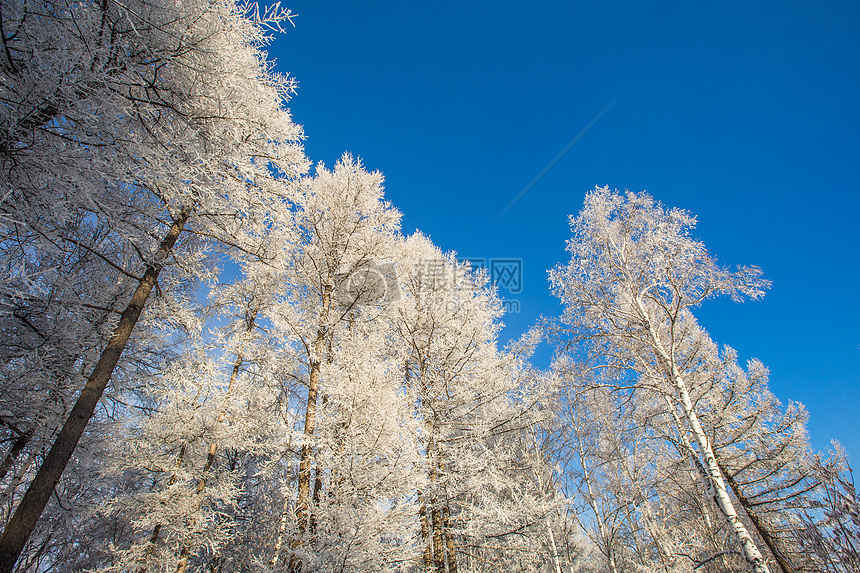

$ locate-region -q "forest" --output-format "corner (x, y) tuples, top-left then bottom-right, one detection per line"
(0, 0), (858, 571)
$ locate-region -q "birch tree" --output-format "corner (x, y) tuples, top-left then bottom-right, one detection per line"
(693, 346), (822, 572)
(549, 358), (714, 573)
(549, 187), (772, 572)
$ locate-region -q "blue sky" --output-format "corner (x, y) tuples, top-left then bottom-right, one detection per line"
(270, 1), (860, 458)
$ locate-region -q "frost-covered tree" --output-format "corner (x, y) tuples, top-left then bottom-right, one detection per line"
(89, 263), (293, 573)
(548, 360), (712, 573)
(392, 233), (555, 573)
(292, 309), (420, 572)
(267, 153), (405, 571)
(518, 399), (593, 573)
(794, 447), (860, 573)
(687, 342), (821, 573)
(549, 187), (773, 572)
(0, 0), (306, 566)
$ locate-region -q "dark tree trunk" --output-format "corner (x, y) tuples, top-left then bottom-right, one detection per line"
(443, 504), (458, 573)
(419, 495), (433, 571)
(0, 208), (190, 573)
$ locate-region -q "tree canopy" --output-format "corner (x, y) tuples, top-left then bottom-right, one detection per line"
(0, 3), (851, 573)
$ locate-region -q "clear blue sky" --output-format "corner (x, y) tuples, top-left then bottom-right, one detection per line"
(271, 1), (860, 458)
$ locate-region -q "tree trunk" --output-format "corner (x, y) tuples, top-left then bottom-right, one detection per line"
(270, 495), (291, 569)
(310, 464), (323, 535)
(547, 523), (563, 573)
(175, 547), (190, 573)
(289, 280), (332, 572)
(296, 281), (331, 531)
(672, 374), (770, 573)
(635, 295), (770, 573)
(293, 359), (320, 535)
(432, 500), (445, 573)
(0, 208), (190, 573)
(661, 394), (719, 528)
(719, 461), (796, 573)
(443, 504), (458, 573)
(420, 494), (433, 571)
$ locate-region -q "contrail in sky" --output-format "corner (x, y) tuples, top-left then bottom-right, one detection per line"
(492, 88), (627, 222)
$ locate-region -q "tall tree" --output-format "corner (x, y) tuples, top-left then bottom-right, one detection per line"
(549, 360), (711, 573)
(90, 264), (291, 573)
(268, 153), (403, 571)
(393, 233), (553, 573)
(0, 0), (306, 566)
(696, 347), (821, 572)
(549, 187), (772, 572)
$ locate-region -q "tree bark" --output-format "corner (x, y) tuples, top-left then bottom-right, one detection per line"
(289, 280), (332, 573)
(547, 523), (563, 573)
(296, 281), (331, 532)
(635, 294), (770, 573)
(270, 495), (291, 569)
(443, 504), (458, 573)
(432, 499), (444, 573)
(0, 208), (190, 573)
(428, 457), (445, 573)
(671, 374), (769, 573)
(419, 495), (433, 571)
(719, 461), (796, 573)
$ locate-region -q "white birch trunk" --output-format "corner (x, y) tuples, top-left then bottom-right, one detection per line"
(635, 295), (770, 573)
(547, 524), (563, 573)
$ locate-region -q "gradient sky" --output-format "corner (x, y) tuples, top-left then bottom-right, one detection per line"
(270, 1), (860, 458)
